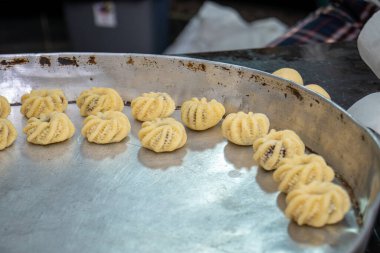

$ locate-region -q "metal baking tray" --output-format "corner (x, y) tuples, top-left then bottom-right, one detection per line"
(0, 53), (379, 253)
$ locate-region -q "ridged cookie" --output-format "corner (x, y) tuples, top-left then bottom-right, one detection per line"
(21, 89), (68, 118)
(82, 111), (131, 144)
(222, 112), (270, 145)
(23, 112), (75, 145)
(139, 117), (187, 152)
(131, 92), (175, 121)
(181, 97), (225, 131)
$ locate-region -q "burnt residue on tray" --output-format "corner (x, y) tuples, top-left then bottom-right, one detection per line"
(87, 56), (96, 65)
(340, 113), (344, 122)
(179, 60), (206, 72)
(286, 85), (303, 101)
(216, 65), (230, 72)
(58, 56), (79, 67)
(39, 56), (51, 67)
(1, 58), (29, 69)
(126, 57), (134, 65)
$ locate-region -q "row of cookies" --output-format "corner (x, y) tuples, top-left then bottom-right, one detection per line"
(272, 67), (331, 99)
(269, 68), (351, 227)
(0, 88), (225, 152)
(221, 109), (351, 227)
(0, 88), (130, 147)
(254, 130), (350, 227)
(2, 88), (351, 228)
(129, 90), (352, 228)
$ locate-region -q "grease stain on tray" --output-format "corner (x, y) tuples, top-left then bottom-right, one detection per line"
(179, 60), (206, 72)
(87, 56), (96, 65)
(39, 56), (51, 67)
(58, 56), (79, 67)
(127, 57), (134, 65)
(1, 58), (29, 69)
(286, 85), (303, 101)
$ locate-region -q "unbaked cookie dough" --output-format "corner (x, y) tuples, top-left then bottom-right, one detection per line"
(21, 89), (68, 118)
(0, 118), (17, 150)
(181, 97), (225, 131)
(272, 68), (303, 85)
(222, 112), (270, 145)
(0, 95), (11, 119)
(131, 92), (175, 121)
(23, 112), (75, 145)
(273, 154), (335, 193)
(138, 117), (187, 152)
(76, 87), (124, 116)
(285, 181), (351, 227)
(306, 84), (331, 99)
(82, 111), (131, 144)
(253, 129), (305, 171)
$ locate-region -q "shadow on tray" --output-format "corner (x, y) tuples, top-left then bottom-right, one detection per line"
(137, 146), (187, 170)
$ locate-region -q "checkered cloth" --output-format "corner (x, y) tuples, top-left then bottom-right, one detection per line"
(267, 0), (379, 46)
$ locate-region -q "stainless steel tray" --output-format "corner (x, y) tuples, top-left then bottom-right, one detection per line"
(0, 53), (379, 253)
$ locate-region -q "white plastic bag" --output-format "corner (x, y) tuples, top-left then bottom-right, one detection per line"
(357, 11), (380, 79)
(165, 1), (288, 54)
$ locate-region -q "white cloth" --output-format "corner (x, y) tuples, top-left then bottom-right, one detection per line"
(358, 11), (380, 79)
(165, 1), (288, 54)
(348, 93), (380, 135)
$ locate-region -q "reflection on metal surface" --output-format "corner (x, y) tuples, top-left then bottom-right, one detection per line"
(0, 53), (379, 253)
(288, 222), (355, 246)
(137, 146), (187, 170)
(80, 139), (129, 161)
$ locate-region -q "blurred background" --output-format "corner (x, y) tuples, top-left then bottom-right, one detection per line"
(0, 0), (322, 54)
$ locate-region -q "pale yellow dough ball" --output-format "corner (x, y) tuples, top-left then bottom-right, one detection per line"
(306, 84), (331, 99)
(76, 87), (124, 116)
(23, 112), (75, 145)
(253, 129), (305, 171)
(131, 92), (175, 121)
(222, 112), (270, 145)
(272, 68), (303, 85)
(285, 181), (351, 227)
(82, 111), (131, 144)
(0, 95), (11, 119)
(273, 154), (335, 193)
(181, 97), (225, 131)
(0, 118), (17, 150)
(139, 117), (187, 153)
(21, 89), (68, 119)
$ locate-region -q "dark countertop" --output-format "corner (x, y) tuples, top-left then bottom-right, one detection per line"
(189, 41), (380, 110)
(188, 41), (380, 252)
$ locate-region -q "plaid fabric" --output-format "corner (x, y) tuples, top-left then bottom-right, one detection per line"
(267, 0), (379, 47)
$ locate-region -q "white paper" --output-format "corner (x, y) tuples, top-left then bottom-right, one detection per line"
(165, 1), (288, 54)
(93, 2), (117, 28)
(347, 93), (380, 134)
(357, 11), (380, 79)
